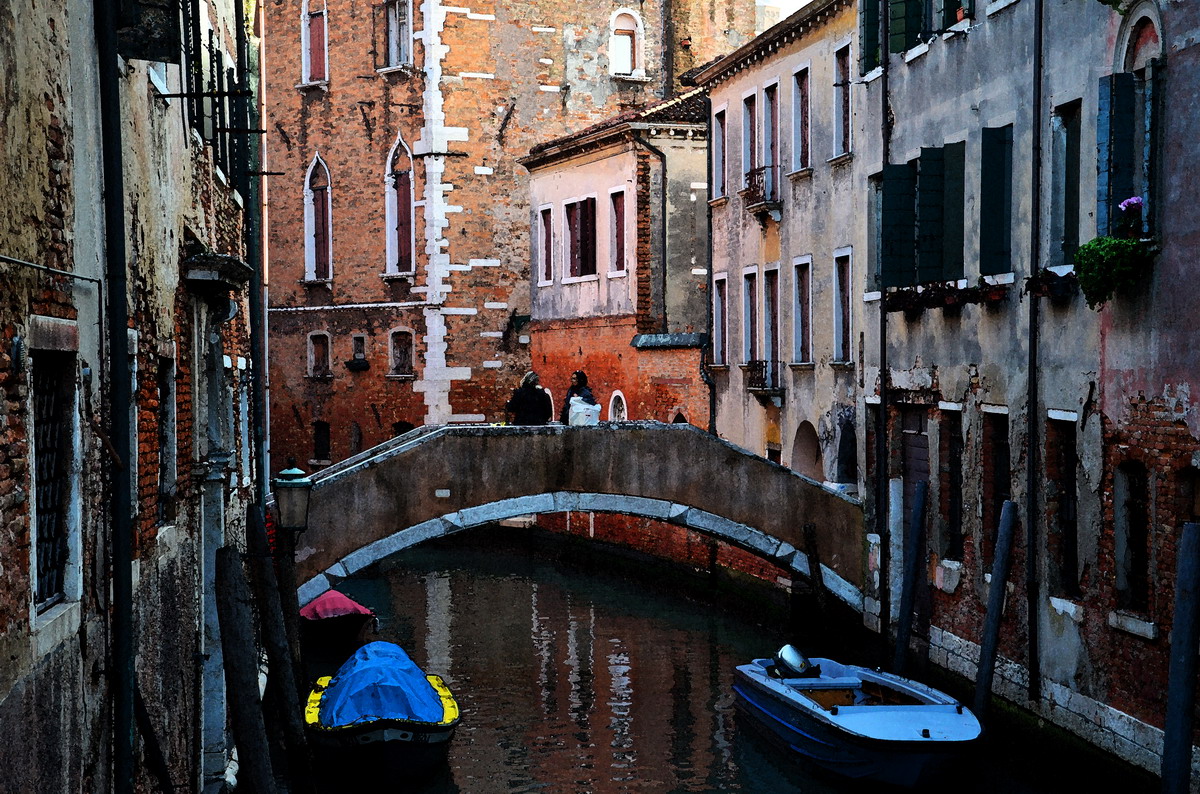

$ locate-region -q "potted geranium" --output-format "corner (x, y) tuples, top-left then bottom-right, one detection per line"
(1073, 196), (1157, 309)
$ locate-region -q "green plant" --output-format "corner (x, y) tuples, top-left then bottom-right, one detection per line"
(1073, 236), (1155, 309)
(1091, 0), (1127, 14)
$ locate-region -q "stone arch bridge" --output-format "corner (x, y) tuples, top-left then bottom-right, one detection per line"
(295, 422), (866, 610)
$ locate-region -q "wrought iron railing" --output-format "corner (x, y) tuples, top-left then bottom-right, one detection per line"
(742, 165), (780, 206)
(746, 359), (785, 392)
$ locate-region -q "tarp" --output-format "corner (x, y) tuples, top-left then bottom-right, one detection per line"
(318, 642), (445, 727)
(301, 590), (374, 621)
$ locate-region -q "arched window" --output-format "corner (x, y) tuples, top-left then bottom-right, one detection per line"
(609, 11), (643, 77)
(308, 332), (331, 377)
(1114, 461), (1151, 613)
(305, 155), (333, 281)
(385, 135), (416, 275)
(609, 391), (628, 421)
(672, 412), (688, 424)
(835, 421), (858, 488)
(389, 329), (414, 376)
(302, 0), (329, 84)
(790, 421), (823, 481)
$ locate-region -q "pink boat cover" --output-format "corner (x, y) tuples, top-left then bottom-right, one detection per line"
(300, 590), (374, 621)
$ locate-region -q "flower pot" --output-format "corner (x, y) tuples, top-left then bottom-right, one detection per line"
(956, 6), (967, 22)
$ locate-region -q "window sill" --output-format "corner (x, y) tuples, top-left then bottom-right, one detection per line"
(982, 272), (1015, 285)
(147, 66), (171, 101)
(942, 19), (972, 39)
(986, 0), (1021, 17)
(561, 274), (600, 284)
(376, 64), (414, 76)
(305, 374), (335, 381)
(1108, 610), (1157, 640)
(708, 196), (729, 208)
(606, 270), (627, 279)
(1049, 596), (1084, 624)
(829, 361), (855, 371)
(611, 72), (651, 83)
(827, 152), (853, 168)
(787, 167), (814, 181)
(861, 65), (883, 84)
(537, 279), (555, 288)
(707, 363), (730, 371)
(308, 459), (333, 468)
(863, 290), (882, 302)
(788, 361), (815, 371)
(903, 41), (930, 63)
(380, 271), (415, 282)
(295, 80), (330, 92)
(386, 373), (416, 380)
(34, 600), (81, 658)
(303, 278), (333, 287)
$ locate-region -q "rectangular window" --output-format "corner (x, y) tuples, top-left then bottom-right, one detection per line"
(763, 84), (779, 200)
(612, 30), (635, 75)
(763, 269), (779, 369)
(939, 411), (964, 560)
(384, 0), (410, 67)
(834, 254), (851, 362)
(610, 191), (626, 272)
(540, 207), (553, 283)
(1047, 419), (1079, 597)
(792, 69), (810, 171)
(352, 334), (367, 359)
(879, 161), (916, 287)
(309, 333), (331, 377)
(860, 0), (880, 74)
(32, 350), (76, 610)
(1115, 462), (1151, 612)
(390, 330), (414, 375)
(942, 141), (966, 281)
(981, 411), (1011, 568)
(306, 7), (328, 83)
(156, 356), (177, 525)
(793, 260), (811, 363)
(1052, 100), (1082, 267)
(980, 125), (1014, 275)
(713, 110), (727, 197)
(743, 272), (758, 362)
(901, 406), (930, 537)
(742, 95), (757, 188)
(566, 198), (597, 277)
(835, 45), (852, 156)
(393, 169), (413, 273)
(312, 183), (331, 280)
(313, 421), (331, 462)
(888, 0), (924, 53)
(713, 278), (728, 365)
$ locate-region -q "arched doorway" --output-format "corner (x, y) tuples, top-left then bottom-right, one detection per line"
(790, 421), (824, 481)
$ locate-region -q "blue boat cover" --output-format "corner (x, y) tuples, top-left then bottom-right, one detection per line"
(319, 642), (445, 727)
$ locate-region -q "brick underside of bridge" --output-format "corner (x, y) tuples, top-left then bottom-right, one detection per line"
(295, 422), (866, 607)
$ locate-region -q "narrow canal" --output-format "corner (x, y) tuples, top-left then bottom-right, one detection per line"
(325, 525), (1156, 793)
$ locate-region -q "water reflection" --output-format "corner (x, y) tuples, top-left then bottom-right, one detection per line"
(330, 528), (1155, 794)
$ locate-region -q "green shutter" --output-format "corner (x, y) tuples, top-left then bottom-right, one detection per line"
(1097, 73), (1136, 236)
(861, 0), (881, 73)
(980, 126), (1013, 276)
(917, 147), (945, 284)
(889, 0), (910, 53)
(942, 141), (966, 280)
(1142, 60), (1162, 235)
(881, 163), (917, 287)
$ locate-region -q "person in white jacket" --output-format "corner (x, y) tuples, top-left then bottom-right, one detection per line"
(560, 370), (598, 425)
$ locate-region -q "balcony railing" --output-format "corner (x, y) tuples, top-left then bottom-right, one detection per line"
(746, 359), (785, 394)
(740, 166), (781, 221)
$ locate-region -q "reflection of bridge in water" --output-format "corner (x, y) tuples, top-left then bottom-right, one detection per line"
(296, 422), (866, 610)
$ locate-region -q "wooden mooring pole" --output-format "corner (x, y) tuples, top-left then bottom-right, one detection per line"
(974, 500), (1018, 720)
(1162, 522), (1200, 794)
(893, 480), (928, 676)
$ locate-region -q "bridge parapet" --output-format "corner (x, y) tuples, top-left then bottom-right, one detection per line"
(297, 422), (865, 605)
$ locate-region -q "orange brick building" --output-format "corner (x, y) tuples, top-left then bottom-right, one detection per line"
(264, 0), (760, 471)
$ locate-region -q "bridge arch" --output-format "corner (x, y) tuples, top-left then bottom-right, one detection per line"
(294, 422), (865, 609)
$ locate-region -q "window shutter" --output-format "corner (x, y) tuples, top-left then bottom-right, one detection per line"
(889, 0), (910, 53)
(1096, 72), (1136, 236)
(1142, 60), (1162, 236)
(880, 163), (917, 287)
(917, 147), (945, 284)
(583, 197), (597, 276)
(396, 171), (413, 272)
(980, 126), (1013, 275)
(861, 0), (881, 73)
(941, 141), (966, 280)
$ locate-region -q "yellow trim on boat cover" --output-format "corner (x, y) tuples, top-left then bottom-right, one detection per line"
(304, 674), (460, 730)
(427, 674), (460, 726)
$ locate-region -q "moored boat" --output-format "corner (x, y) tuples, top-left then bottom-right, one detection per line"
(300, 589), (375, 654)
(733, 645), (981, 787)
(305, 641), (461, 780)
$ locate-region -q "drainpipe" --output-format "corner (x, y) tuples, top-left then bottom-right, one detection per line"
(233, 4), (268, 500)
(635, 131), (670, 335)
(1025, 0), (1045, 701)
(875, 0), (893, 657)
(663, 0), (676, 98)
(701, 95), (717, 435)
(94, 0), (135, 789)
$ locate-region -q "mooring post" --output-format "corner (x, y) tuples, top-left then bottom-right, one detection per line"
(974, 500), (1018, 719)
(893, 480), (928, 675)
(1162, 522), (1200, 794)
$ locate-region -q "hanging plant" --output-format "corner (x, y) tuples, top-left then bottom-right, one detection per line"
(1092, 0), (1128, 14)
(1074, 196), (1157, 309)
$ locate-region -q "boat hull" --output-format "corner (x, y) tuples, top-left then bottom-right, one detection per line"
(733, 659), (978, 787)
(309, 718), (456, 780)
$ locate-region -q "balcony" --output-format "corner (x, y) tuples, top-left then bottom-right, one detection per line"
(739, 166), (781, 223)
(745, 359), (785, 398)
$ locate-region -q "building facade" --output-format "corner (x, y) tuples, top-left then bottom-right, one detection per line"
(263, 0), (763, 472)
(0, 1), (264, 790)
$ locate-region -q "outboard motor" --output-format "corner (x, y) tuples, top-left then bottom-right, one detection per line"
(773, 644), (819, 678)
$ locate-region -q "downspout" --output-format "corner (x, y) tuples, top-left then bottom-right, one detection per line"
(875, 0), (893, 655)
(234, 3), (268, 500)
(663, 0), (676, 98)
(702, 94), (717, 435)
(635, 131), (670, 335)
(1025, 0), (1045, 701)
(94, 0), (135, 789)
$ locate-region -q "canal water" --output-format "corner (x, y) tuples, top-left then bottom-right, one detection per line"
(327, 526), (1156, 794)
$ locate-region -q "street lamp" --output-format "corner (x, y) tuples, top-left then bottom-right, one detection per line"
(272, 461), (314, 532)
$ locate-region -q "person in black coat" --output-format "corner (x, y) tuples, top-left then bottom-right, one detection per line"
(560, 369), (598, 425)
(505, 371), (553, 425)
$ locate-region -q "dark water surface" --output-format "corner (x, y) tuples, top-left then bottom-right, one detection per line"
(327, 528), (1156, 794)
